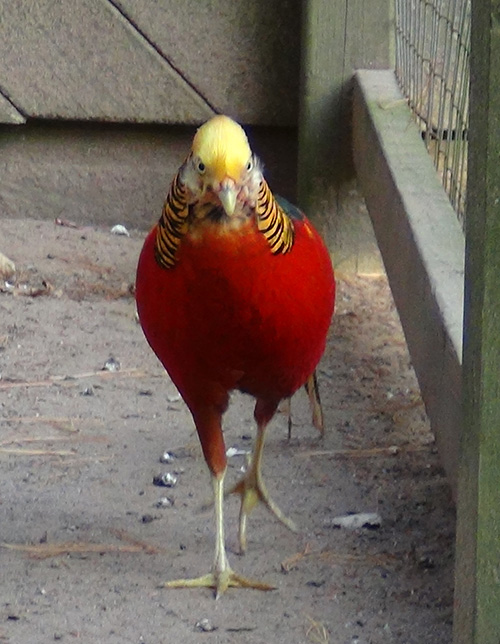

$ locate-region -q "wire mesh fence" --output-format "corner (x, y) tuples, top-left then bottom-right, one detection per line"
(394, 0), (470, 226)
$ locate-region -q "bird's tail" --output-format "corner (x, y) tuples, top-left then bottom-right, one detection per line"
(287, 371), (324, 440)
(304, 371), (324, 435)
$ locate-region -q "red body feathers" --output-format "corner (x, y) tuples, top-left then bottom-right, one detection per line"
(136, 214), (335, 473)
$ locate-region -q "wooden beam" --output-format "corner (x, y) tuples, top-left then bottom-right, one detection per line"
(298, 0), (391, 272)
(298, 0), (348, 204)
(352, 70), (464, 493)
(453, 1), (500, 641)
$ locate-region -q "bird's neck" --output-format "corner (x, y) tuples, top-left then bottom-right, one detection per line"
(154, 177), (295, 270)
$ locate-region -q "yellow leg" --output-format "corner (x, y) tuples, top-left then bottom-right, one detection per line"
(229, 426), (298, 553)
(162, 472), (275, 597)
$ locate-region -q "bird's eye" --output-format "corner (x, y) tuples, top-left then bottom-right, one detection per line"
(246, 159), (253, 172)
(197, 160), (206, 174)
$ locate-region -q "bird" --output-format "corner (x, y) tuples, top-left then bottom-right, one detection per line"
(135, 115), (335, 597)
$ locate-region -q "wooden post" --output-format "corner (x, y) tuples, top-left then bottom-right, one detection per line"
(453, 1), (500, 642)
(298, 0), (392, 272)
(298, 0), (349, 201)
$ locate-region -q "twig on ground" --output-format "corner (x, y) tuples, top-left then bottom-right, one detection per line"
(305, 616), (329, 644)
(0, 368), (149, 390)
(299, 445), (429, 459)
(1, 530), (160, 559)
(281, 543), (312, 572)
(0, 447), (75, 457)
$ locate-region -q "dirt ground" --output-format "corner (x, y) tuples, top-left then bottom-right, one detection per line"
(0, 218), (454, 644)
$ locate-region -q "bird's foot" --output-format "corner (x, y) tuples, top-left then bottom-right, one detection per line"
(161, 568), (275, 598)
(228, 469), (298, 552)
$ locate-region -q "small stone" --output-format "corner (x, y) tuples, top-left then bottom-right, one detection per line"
(153, 472), (178, 488)
(159, 451), (175, 464)
(226, 447), (249, 458)
(326, 512), (382, 530)
(195, 618), (217, 632)
(155, 496), (174, 508)
(110, 224), (130, 237)
(102, 357), (120, 372)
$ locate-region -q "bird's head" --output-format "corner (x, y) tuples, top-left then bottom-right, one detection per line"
(181, 115), (261, 217)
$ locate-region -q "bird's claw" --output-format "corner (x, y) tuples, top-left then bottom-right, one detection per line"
(161, 569), (275, 598)
(228, 471), (298, 553)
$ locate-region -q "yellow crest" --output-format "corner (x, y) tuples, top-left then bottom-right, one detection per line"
(192, 115), (251, 182)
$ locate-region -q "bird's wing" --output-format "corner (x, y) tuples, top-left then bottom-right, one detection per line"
(274, 195), (305, 222)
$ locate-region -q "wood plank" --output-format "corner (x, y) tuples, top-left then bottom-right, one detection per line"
(0, 0), (213, 123)
(352, 69), (464, 492)
(453, 1), (500, 641)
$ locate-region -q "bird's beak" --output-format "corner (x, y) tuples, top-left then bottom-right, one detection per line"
(217, 184), (238, 217)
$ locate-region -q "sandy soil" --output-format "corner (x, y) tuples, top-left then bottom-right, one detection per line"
(0, 218), (454, 643)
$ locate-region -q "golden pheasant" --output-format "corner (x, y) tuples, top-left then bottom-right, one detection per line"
(135, 115), (335, 597)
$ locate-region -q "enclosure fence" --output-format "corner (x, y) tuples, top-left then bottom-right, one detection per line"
(394, 0), (470, 226)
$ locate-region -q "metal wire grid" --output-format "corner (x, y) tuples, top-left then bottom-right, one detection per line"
(394, 0), (470, 225)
